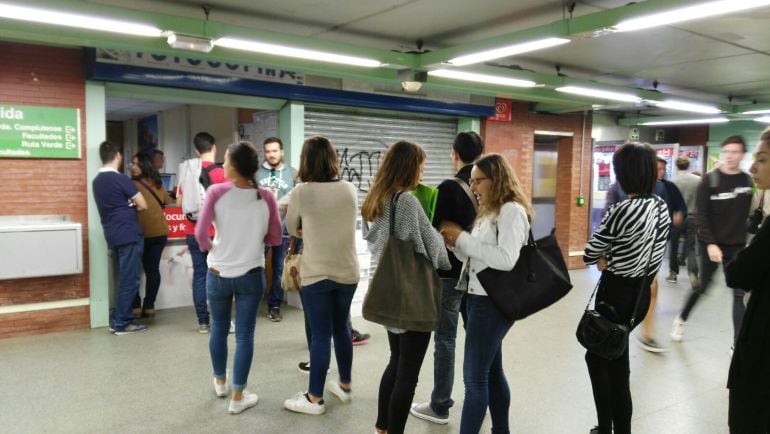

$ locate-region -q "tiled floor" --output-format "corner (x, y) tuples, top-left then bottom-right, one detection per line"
(0, 267), (737, 433)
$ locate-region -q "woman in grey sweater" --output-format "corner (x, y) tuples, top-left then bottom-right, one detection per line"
(362, 141), (450, 434)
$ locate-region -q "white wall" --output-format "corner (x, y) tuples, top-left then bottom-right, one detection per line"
(160, 106), (188, 174)
(188, 105), (238, 162)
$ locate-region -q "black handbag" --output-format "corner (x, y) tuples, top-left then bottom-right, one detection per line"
(477, 228), (573, 322)
(362, 192), (443, 332)
(576, 211), (661, 360)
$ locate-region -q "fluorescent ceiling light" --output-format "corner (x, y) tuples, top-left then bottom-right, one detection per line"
(448, 37), (570, 66)
(0, 3), (162, 37)
(640, 117), (730, 126)
(755, 116), (770, 123)
(555, 86), (641, 103)
(650, 100), (722, 114)
(743, 109), (770, 115)
(614, 0), (770, 32)
(428, 69), (537, 88)
(215, 37), (382, 68)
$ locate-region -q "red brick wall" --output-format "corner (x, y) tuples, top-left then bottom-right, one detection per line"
(0, 42), (89, 338)
(482, 102), (592, 269)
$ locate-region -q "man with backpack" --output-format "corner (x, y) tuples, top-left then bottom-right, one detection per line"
(671, 135), (754, 349)
(176, 132), (226, 333)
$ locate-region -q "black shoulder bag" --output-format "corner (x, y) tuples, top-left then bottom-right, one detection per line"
(576, 202), (662, 360)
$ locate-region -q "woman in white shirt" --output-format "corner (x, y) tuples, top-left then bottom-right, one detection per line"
(440, 153), (532, 434)
(282, 136), (360, 415)
(195, 141), (282, 415)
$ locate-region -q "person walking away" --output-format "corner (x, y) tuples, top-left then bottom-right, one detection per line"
(282, 136), (360, 415)
(177, 132), (227, 333)
(195, 141), (282, 414)
(130, 152), (174, 318)
(583, 142), (670, 434)
(667, 156), (701, 288)
(362, 141), (450, 434)
(725, 126), (770, 433)
(439, 153), (532, 434)
(671, 135), (754, 348)
(257, 137), (297, 322)
(410, 131), (483, 425)
(92, 141), (149, 335)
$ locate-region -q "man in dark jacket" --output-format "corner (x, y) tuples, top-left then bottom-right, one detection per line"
(671, 136), (753, 346)
(410, 131), (483, 425)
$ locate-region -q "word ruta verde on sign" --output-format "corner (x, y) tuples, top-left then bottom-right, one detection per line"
(0, 105), (81, 159)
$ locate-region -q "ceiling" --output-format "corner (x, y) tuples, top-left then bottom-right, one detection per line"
(3, 0), (770, 121)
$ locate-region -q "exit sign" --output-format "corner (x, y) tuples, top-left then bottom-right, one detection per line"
(0, 105), (81, 159)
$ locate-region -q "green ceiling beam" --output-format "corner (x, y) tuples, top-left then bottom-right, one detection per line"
(418, 0), (709, 67)
(532, 103), (597, 114)
(104, 83), (288, 110)
(733, 103), (770, 115)
(618, 115), (735, 126)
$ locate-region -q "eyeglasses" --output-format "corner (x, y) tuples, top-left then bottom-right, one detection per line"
(469, 177), (489, 186)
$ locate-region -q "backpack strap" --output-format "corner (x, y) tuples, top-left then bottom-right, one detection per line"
(451, 177), (478, 212)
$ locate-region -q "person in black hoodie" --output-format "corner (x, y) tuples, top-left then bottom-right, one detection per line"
(671, 135), (753, 346)
(724, 127), (770, 433)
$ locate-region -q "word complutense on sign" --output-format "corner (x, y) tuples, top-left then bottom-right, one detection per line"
(0, 105), (81, 159)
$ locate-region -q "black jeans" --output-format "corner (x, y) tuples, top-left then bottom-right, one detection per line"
(376, 330), (431, 434)
(133, 235), (168, 310)
(680, 243), (746, 341)
(729, 388), (770, 433)
(585, 271), (651, 434)
(669, 217), (699, 279)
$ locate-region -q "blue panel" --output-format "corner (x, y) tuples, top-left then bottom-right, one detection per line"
(86, 54), (494, 118)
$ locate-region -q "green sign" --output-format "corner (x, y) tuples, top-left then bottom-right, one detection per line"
(0, 105), (81, 159)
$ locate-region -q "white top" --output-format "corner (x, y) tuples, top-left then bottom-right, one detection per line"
(451, 202), (529, 296)
(194, 183), (282, 278)
(285, 181), (360, 286)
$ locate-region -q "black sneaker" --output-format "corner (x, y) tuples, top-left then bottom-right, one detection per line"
(112, 323), (148, 336)
(352, 329), (370, 346)
(298, 361), (310, 374)
(268, 306), (282, 322)
(666, 272), (677, 283)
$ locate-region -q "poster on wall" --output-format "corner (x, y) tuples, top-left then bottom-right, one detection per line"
(137, 115), (159, 154)
(487, 98), (512, 122)
(651, 143), (679, 180)
(0, 105), (81, 159)
(678, 145), (705, 175)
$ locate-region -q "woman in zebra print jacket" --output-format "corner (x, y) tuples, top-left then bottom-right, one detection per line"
(583, 143), (671, 434)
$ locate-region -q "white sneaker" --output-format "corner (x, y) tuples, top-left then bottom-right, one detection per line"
(670, 315), (686, 342)
(228, 391), (258, 414)
(229, 321), (235, 334)
(327, 380), (352, 403)
(284, 392), (325, 415)
(213, 374), (229, 398)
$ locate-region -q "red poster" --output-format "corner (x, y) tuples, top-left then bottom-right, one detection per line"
(487, 98), (512, 122)
(164, 207), (188, 239)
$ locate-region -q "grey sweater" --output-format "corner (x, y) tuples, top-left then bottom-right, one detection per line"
(363, 192), (450, 272)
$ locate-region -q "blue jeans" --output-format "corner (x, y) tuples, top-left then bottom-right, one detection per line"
(134, 235), (167, 310)
(266, 236), (289, 308)
(186, 235), (210, 325)
(461, 295), (514, 434)
(111, 239), (144, 330)
(300, 279), (357, 397)
(430, 278), (463, 415)
(207, 268), (265, 391)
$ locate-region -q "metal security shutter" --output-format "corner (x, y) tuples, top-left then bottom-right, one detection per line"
(304, 106), (457, 206)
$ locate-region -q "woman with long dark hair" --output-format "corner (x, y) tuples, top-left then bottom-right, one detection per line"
(362, 141), (450, 434)
(439, 154), (533, 434)
(282, 136), (359, 415)
(130, 152), (174, 318)
(582, 143), (670, 434)
(194, 141), (282, 415)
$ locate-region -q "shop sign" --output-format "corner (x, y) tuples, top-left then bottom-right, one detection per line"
(165, 207), (188, 239)
(487, 98), (512, 122)
(0, 105), (80, 159)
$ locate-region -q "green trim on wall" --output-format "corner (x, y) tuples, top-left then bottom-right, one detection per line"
(86, 81), (109, 328)
(279, 102), (305, 172)
(457, 117), (480, 134)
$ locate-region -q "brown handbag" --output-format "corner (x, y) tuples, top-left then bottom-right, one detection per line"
(281, 237), (302, 292)
(362, 192), (443, 332)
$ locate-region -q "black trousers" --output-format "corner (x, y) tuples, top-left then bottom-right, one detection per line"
(376, 330), (431, 434)
(585, 271), (651, 434)
(729, 388), (770, 434)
